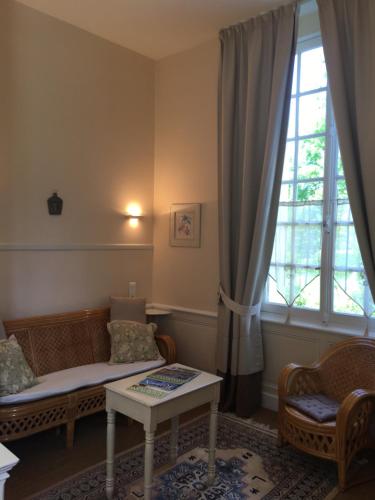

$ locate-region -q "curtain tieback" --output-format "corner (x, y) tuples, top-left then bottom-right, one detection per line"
(219, 285), (260, 317)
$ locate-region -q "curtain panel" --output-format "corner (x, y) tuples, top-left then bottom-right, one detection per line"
(317, 0), (375, 327)
(217, 3), (298, 416)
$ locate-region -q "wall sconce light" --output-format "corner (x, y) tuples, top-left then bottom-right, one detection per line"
(125, 203), (143, 228)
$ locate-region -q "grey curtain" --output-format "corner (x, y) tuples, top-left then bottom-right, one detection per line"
(217, 3), (298, 416)
(317, 0), (375, 312)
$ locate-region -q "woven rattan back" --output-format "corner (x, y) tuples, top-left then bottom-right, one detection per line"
(319, 338), (375, 402)
(4, 308), (111, 376)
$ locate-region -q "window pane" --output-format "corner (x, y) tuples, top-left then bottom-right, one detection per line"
(295, 202), (323, 223)
(333, 271), (365, 315)
(267, 268), (286, 305)
(337, 179), (348, 199)
(337, 150), (344, 176)
(336, 200), (353, 223)
(266, 38), (374, 321)
(298, 92), (326, 136)
(334, 225), (363, 269)
(288, 98), (296, 138)
(271, 266), (320, 309)
(277, 205), (292, 223)
(297, 181), (324, 201)
(267, 41), (327, 312)
(292, 55), (298, 95)
(298, 137), (325, 179)
(332, 142), (374, 316)
(280, 183), (293, 202)
(282, 142), (295, 181)
(294, 270), (320, 310)
(268, 265), (292, 305)
(300, 47), (327, 92)
(271, 225), (292, 264)
(294, 225), (322, 267)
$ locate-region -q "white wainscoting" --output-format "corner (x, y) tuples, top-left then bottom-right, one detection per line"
(150, 304), (218, 374)
(149, 304), (350, 412)
(261, 319), (350, 411)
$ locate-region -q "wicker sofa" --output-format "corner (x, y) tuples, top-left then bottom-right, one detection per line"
(0, 307), (176, 447)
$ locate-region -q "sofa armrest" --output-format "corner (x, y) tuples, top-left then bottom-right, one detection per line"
(155, 335), (176, 364)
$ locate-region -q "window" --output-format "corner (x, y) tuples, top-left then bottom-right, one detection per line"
(264, 36), (375, 329)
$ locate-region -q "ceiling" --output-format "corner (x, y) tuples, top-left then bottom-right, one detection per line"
(16, 0), (289, 60)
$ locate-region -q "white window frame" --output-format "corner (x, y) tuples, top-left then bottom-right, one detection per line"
(262, 34), (375, 334)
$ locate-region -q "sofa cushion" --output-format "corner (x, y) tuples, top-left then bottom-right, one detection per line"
(0, 358), (165, 405)
(0, 336), (39, 396)
(285, 393), (340, 422)
(110, 297), (146, 323)
(108, 320), (161, 364)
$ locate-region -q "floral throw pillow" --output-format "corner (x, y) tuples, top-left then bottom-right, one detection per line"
(0, 335), (39, 396)
(108, 321), (161, 364)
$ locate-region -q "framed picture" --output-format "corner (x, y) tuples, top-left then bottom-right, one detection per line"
(170, 203), (201, 247)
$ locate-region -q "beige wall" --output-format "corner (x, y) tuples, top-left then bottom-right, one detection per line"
(153, 39), (219, 313)
(0, 0), (155, 319)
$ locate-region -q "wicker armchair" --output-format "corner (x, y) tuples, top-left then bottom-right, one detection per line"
(278, 338), (375, 491)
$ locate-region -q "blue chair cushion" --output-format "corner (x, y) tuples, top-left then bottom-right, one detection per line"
(285, 393), (340, 422)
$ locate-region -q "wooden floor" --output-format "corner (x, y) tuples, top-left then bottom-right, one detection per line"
(4, 407), (375, 499)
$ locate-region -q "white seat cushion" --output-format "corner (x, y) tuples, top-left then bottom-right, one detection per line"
(0, 358), (165, 405)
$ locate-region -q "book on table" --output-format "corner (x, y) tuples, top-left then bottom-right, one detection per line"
(128, 366), (201, 399)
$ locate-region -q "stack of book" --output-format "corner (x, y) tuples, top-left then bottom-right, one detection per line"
(128, 366), (200, 399)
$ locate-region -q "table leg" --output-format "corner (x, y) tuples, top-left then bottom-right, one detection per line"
(144, 430), (155, 500)
(106, 409), (116, 500)
(0, 472), (10, 500)
(170, 415), (179, 464)
(207, 401), (218, 485)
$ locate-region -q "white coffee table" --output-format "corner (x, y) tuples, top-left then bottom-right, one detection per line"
(0, 444), (19, 500)
(105, 363), (222, 500)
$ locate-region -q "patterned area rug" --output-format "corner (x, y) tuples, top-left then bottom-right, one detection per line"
(29, 414), (338, 499)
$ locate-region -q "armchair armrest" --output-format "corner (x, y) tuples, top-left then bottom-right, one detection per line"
(155, 334), (176, 365)
(336, 389), (375, 462)
(278, 363), (322, 400)
(337, 389), (375, 428)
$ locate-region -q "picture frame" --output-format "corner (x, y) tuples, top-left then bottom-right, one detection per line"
(169, 203), (201, 247)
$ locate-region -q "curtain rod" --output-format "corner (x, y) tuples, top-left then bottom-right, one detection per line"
(220, 0), (314, 32)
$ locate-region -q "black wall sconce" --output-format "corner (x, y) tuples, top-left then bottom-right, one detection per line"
(47, 192), (63, 215)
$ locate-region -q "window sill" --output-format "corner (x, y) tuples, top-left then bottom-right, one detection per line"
(261, 311), (372, 339)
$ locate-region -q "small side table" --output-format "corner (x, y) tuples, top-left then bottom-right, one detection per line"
(0, 444), (19, 500)
(146, 308), (172, 322)
(105, 364), (222, 500)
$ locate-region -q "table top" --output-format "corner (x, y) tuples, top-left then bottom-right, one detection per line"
(0, 443), (19, 474)
(145, 308), (172, 316)
(105, 363), (222, 408)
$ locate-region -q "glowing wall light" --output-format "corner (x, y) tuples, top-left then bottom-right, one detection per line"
(125, 203), (143, 228)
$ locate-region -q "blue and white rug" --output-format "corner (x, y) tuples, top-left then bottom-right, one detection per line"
(29, 414), (338, 499)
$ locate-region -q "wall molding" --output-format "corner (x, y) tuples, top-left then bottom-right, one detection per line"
(0, 243), (154, 252)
